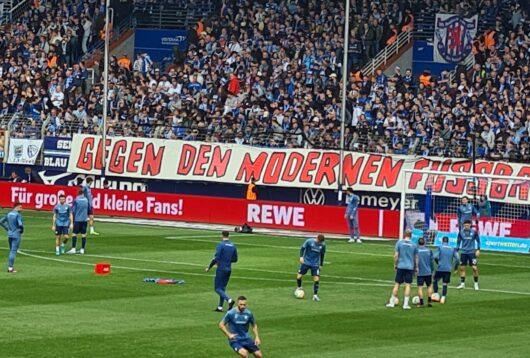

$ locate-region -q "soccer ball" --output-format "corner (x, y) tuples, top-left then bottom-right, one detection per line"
(294, 288), (305, 299)
(412, 296), (420, 305)
(431, 293), (440, 302)
(392, 296), (399, 305)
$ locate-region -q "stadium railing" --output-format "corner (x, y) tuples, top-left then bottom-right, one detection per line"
(0, 0), (32, 25)
(0, 114), (14, 131)
(8, 114), (42, 139)
(361, 29), (413, 76)
(11, 114), (527, 163)
(133, 0), (213, 29)
(81, 14), (137, 63)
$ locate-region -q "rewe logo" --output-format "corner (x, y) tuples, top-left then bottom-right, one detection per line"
(247, 204), (305, 227)
(449, 219), (512, 236)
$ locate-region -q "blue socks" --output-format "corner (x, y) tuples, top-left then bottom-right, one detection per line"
(82, 238), (87, 249)
(72, 236), (77, 249)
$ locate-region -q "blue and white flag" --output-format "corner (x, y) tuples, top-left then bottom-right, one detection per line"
(434, 14), (478, 63)
(7, 138), (43, 165)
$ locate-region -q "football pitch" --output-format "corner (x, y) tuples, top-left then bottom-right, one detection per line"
(1, 211), (530, 358)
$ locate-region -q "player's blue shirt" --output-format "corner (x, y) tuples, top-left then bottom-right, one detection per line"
(346, 194), (360, 216)
(0, 210), (23, 239)
(395, 239), (418, 270)
(54, 204), (71, 226)
(82, 184), (93, 205)
(72, 196), (89, 222)
(417, 246), (433, 276)
(434, 244), (459, 272)
(457, 228), (480, 254)
(223, 308), (255, 340)
(214, 240), (238, 272)
(457, 203), (479, 226)
(300, 238), (326, 267)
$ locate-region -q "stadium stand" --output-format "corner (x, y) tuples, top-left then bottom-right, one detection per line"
(0, 0), (528, 162)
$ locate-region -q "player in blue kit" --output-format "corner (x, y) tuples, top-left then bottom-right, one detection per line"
(66, 190), (90, 255)
(296, 234), (326, 301)
(206, 231), (238, 312)
(219, 296), (262, 358)
(52, 194), (73, 255)
(78, 177), (99, 235)
(457, 196), (479, 230)
(345, 188), (362, 243)
(433, 236), (460, 304)
(386, 230), (418, 309)
(0, 203), (24, 273)
(456, 220), (481, 290)
(416, 238), (434, 307)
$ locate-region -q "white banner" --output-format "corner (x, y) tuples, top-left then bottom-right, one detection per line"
(434, 14), (478, 63)
(67, 134), (530, 204)
(7, 138), (43, 165)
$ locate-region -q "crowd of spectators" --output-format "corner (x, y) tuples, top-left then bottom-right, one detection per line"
(0, 0), (529, 163)
(0, 0), (110, 134)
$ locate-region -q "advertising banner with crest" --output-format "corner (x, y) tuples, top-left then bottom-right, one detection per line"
(434, 14), (478, 63)
(7, 138), (43, 165)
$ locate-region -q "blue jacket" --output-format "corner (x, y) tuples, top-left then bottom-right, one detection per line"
(346, 194), (360, 216)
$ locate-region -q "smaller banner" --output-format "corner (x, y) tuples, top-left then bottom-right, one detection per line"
(412, 229), (530, 254)
(0, 129), (6, 162)
(42, 136), (72, 169)
(434, 14), (478, 63)
(7, 138), (43, 165)
(134, 29), (188, 62)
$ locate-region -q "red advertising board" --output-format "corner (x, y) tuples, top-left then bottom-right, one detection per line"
(0, 182), (400, 238)
(435, 214), (530, 239)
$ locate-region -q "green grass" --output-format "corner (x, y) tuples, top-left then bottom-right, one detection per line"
(1, 210), (530, 357)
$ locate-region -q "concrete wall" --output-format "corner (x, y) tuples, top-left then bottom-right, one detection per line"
(110, 30), (135, 60)
(384, 45), (413, 75)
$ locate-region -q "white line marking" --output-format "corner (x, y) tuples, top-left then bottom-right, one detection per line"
(11, 247), (392, 284)
(165, 236), (530, 268)
(15, 249), (530, 297)
(165, 236), (391, 257)
(159, 235), (222, 240)
(378, 210), (383, 238)
(17, 251), (392, 289)
(480, 262), (530, 269)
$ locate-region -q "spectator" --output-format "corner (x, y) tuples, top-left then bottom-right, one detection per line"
(9, 171), (22, 183)
(21, 166), (41, 184)
(478, 195), (492, 217)
(246, 177), (257, 201)
(0, 0), (527, 165)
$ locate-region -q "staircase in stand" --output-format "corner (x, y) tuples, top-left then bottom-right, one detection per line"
(361, 29), (413, 76)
